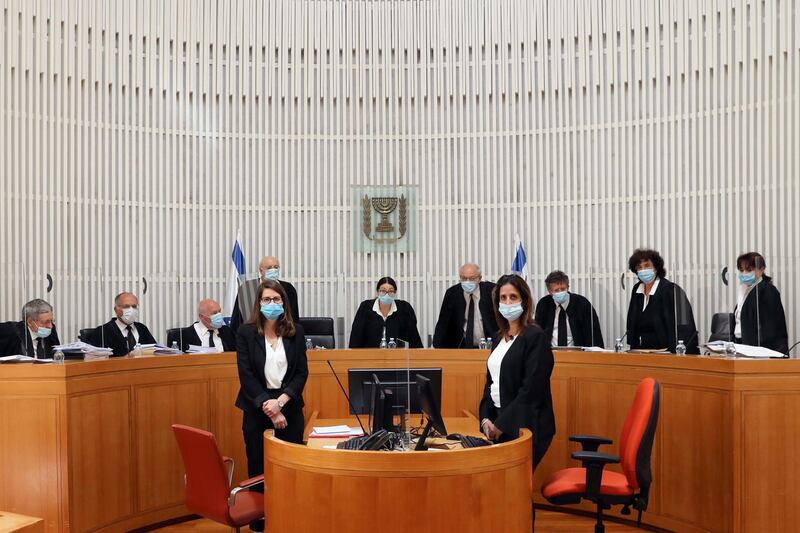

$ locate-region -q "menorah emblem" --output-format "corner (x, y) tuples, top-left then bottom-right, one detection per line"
(371, 197), (398, 232)
(361, 194), (408, 242)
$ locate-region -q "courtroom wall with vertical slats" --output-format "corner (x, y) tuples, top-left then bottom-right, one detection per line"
(1, 0), (798, 351)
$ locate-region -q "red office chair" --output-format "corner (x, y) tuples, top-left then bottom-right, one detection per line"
(541, 378), (660, 533)
(172, 424), (264, 532)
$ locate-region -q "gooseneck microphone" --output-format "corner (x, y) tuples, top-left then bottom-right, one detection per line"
(327, 360), (367, 435)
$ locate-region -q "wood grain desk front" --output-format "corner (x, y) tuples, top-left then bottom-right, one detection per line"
(264, 423), (534, 533)
(2, 349), (799, 532)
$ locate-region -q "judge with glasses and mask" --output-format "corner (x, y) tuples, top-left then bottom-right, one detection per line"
(349, 276), (424, 348)
(0, 299), (62, 358)
(433, 263), (499, 348)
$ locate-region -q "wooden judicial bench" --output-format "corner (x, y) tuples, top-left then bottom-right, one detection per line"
(1, 349), (799, 532)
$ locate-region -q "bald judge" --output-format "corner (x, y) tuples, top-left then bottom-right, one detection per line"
(230, 256), (300, 332)
(168, 298), (235, 352)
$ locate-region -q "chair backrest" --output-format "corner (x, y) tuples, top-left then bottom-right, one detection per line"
(171, 424), (234, 526)
(79, 328), (94, 342)
(618, 378), (660, 501)
(708, 312), (734, 343)
(297, 317), (335, 348)
(166, 328), (181, 347)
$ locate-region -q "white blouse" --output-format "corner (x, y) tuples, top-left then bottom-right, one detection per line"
(263, 336), (288, 389)
(487, 336), (516, 408)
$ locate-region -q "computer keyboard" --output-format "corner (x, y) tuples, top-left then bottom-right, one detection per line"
(460, 435), (492, 448)
(336, 435), (369, 450)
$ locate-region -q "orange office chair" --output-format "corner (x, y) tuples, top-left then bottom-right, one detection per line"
(541, 378), (660, 533)
(172, 424), (264, 532)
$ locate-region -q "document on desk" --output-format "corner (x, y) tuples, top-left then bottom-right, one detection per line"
(0, 355), (55, 363)
(309, 425), (365, 437)
(705, 342), (787, 358)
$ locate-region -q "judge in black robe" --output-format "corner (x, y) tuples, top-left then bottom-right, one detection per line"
(348, 277), (423, 348)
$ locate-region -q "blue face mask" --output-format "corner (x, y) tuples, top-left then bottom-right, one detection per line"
(260, 303), (284, 320)
(738, 272), (757, 286)
(378, 293), (395, 306)
(35, 326), (52, 338)
(263, 268), (280, 281)
(461, 281), (477, 294)
(552, 290), (569, 305)
(637, 268), (656, 284)
(499, 303), (524, 321)
(210, 313), (226, 329)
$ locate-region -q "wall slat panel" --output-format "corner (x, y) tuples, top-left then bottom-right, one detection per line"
(0, 0), (797, 354)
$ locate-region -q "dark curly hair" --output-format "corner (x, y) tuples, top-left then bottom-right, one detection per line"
(628, 248), (667, 279)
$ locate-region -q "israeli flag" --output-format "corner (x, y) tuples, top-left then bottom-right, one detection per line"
(226, 230), (246, 316)
(511, 233), (528, 278)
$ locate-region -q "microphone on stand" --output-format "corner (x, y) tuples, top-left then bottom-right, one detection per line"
(327, 360), (367, 435)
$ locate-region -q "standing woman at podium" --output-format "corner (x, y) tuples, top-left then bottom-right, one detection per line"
(235, 280), (309, 482)
(479, 274), (555, 471)
(348, 276), (424, 348)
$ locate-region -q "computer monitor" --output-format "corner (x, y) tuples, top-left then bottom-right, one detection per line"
(347, 367), (442, 415)
(369, 373), (395, 434)
(414, 374), (448, 451)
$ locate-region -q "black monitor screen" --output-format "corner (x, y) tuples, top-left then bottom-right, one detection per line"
(416, 373), (447, 437)
(347, 367), (442, 415)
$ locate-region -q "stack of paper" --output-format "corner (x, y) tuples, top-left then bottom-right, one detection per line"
(308, 425), (365, 438)
(53, 341), (113, 359)
(705, 342), (787, 359)
(153, 344), (184, 355)
(186, 345), (223, 354)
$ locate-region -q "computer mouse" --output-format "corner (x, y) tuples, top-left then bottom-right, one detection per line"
(445, 433), (463, 441)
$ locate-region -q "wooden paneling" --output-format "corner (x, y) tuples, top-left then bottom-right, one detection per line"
(0, 398), (61, 533)
(210, 378), (247, 484)
(659, 387), (732, 532)
(135, 381), (211, 512)
(68, 389), (133, 532)
(741, 392), (800, 531)
(2, 350), (800, 532)
(0, 512), (45, 533)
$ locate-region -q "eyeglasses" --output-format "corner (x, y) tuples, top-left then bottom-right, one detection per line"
(459, 276), (481, 282)
(260, 297), (283, 304)
(378, 290), (396, 296)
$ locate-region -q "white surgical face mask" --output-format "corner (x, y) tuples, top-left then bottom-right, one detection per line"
(121, 307), (139, 325)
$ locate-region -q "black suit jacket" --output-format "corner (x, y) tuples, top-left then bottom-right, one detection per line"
(348, 299), (424, 348)
(235, 323), (309, 412)
(534, 292), (605, 348)
(432, 281), (499, 348)
(479, 325), (556, 446)
(0, 321), (62, 358)
(626, 278), (699, 354)
(736, 276), (789, 355)
(85, 319), (158, 357)
(230, 280), (300, 332)
(167, 323), (236, 352)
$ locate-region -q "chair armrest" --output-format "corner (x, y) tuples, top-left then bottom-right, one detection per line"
(222, 456), (235, 487)
(228, 475), (265, 507)
(569, 435), (613, 451)
(571, 451), (620, 499)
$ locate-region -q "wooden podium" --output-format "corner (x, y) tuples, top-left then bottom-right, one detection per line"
(264, 421), (534, 533)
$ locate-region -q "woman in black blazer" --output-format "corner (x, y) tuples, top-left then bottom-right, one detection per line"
(348, 276), (424, 348)
(236, 280), (309, 485)
(625, 248), (700, 354)
(733, 252), (789, 354)
(479, 274), (555, 471)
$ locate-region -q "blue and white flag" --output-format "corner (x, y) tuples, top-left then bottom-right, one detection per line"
(226, 230), (246, 316)
(511, 233), (528, 278)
